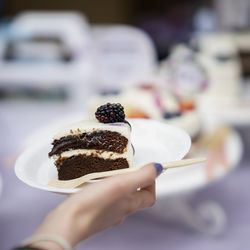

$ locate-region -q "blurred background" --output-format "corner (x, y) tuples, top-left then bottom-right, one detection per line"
(0, 0), (250, 249)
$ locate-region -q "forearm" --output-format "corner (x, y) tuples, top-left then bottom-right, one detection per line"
(24, 204), (87, 250)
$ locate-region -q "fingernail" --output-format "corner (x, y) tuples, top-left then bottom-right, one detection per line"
(154, 163), (163, 176)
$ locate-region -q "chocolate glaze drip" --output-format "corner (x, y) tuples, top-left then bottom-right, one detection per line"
(49, 130), (128, 156)
(124, 120), (134, 154)
(124, 120), (132, 131)
(132, 144), (135, 155)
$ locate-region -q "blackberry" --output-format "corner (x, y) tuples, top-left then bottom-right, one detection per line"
(95, 103), (125, 123)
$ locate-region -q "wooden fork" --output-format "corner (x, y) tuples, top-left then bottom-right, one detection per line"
(48, 157), (206, 189)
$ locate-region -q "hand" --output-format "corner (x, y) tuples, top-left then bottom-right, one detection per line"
(29, 163), (162, 249)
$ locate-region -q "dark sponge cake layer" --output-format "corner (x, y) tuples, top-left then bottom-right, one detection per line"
(49, 130), (128, 157)
(56, 154), (129, 180)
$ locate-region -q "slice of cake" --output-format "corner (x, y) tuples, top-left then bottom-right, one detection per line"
(49, 103), (133, 180)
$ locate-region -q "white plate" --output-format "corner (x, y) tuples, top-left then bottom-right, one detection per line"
(15, 118), (191, 194)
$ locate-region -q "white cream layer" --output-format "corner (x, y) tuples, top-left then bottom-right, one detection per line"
(54, 119), (131, 140)
(54, 144), (134, 168)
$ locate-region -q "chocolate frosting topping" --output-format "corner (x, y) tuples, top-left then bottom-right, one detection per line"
(49, 130), (128, 156)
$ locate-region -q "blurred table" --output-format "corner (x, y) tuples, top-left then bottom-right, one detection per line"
(0, 100), (250, 250)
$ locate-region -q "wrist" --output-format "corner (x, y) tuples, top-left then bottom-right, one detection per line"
(29, 240), (63, 250)
(33, 201), (89, 247)
(23, 234), (73, 250)
(56, 196), (92, 244)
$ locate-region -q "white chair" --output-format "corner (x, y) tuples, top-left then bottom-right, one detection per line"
(0, 12), (93, 88)
(91, 25), (157, 90)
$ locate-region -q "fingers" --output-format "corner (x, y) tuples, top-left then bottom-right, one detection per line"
(118, 182), (156, 217)
(130, 182), (156, 211)
(106, 163), (162, 196)
(71, 163), (162, 209)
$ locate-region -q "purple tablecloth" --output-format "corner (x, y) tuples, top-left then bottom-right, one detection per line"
(0, 101), (250, 250)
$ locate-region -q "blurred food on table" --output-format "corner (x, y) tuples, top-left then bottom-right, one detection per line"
(186, 126), (242, 181)
(88, 82), (201, 139)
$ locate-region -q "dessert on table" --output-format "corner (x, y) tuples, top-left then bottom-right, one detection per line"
(89, 83), (201, 139)
(49, 103), (133, 180)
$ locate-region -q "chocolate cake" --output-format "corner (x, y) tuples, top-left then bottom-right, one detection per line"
(49, 104), (133, 180)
